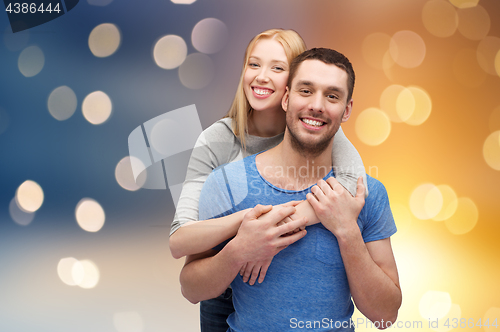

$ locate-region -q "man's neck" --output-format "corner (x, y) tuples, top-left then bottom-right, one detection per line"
(256, 137), (333, 191)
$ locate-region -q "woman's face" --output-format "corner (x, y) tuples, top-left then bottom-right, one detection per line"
(243, 38), (289, 113)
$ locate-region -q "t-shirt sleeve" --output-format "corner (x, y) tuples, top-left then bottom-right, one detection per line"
(359, 178), (397, 243)
(198, 167), (236, 221)
(332, 126), (369, 198)
(170, 121), (238, 236)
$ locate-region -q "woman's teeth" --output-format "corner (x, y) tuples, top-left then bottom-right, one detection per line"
(254, 88), (272, 96)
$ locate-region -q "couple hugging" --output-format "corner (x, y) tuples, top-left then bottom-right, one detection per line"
(169, 29), (401, 332)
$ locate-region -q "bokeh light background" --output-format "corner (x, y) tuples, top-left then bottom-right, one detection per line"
(1, 0), (499, 331)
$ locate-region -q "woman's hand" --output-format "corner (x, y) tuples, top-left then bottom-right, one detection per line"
(237, 203), (307, 284)
(239, 258), (273, 285)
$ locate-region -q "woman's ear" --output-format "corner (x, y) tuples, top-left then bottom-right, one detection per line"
(282, 87), (290, 112)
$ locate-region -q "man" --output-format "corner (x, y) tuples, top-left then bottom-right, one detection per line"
(180, 48), (401, 331)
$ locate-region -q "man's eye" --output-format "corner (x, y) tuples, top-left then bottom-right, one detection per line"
(300, 89), (311, 94)
(327, 94), (338, 100)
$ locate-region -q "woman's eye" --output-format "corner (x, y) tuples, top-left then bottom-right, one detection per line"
(274, 66), (284, 71)
(248, 63), (259, 68)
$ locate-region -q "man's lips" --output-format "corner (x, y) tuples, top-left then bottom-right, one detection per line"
(300, 117), (326, 128)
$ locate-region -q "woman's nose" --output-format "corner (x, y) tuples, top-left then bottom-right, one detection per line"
(255, 69), (270, 83)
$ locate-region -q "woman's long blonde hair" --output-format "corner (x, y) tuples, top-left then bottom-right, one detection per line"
(225, 29), (306, 149)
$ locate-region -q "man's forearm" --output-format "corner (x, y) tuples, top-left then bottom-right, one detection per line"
(180, 243), (243, 304)
(337, 229), (401, 327)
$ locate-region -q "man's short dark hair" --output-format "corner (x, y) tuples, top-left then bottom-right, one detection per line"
(287, 48), (355, 102)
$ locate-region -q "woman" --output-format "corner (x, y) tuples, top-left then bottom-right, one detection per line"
(169, 29), (367, 331)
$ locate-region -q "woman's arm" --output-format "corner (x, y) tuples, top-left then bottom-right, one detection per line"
(169, 121), (242, 258)
(170, 209), (249, 259)
(171, 199), (318, 259)
(332, 126), (368, 197)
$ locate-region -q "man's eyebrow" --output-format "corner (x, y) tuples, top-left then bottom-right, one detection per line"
(295, 80), (313, 87)
(295, 80), (345, 94)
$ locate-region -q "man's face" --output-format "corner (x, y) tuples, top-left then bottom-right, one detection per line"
(282, 59), (353, 156)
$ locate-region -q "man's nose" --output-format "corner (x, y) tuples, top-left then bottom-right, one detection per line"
(308, 94), (325, 112)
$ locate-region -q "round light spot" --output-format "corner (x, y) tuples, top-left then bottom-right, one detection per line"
(75, 198), (105, 232)
(82, 91), (112, 125)
(355, 108), (391, 146)
(0, 107), (10, 135)
(483, 130), (500, 170)
(87, 0), (114, 6)
(410, 183), (443, 220)
(477, 37), (500, 75)
(192, 18), (228, 54)
(9, 197), (35, 226)
(75, 259), (100, 289)
(380, 85), (413, 123)
(362, 33), (392, 70)
(403, 86), (432, 126)
(449, 0), (479, 8)
(432, 185), (458, 221)
(483, 307), (500, 332)
(422, 0), (458, 38)
(115, 156), (146, 191)
(4, 26), (29, 51)
(113, 311), (145, 332)
(453, 49), (486, 88)
(88, 23), (121, 57)
(431, 303), (462, 332)
(457, 5), (490, 40)
(396, 87), (417, 123)
(58, 257), (82, 286)
(178, 53), (215, 89)
(47, 86), (77, 121)
(153, 35), (187, 70)
(18, 45), (44, 77)
(419, 290), (452, 320)
(171, 0), (196, 3)
(16, 180), (44, 212)
(391, 203), (412, 233)
(488, 106), (500, 132)
(149, 118), (180, 156)
(389, 31), (426, 68)
(445, 197), (478, 234)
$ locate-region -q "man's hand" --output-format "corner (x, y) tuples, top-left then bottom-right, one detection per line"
(230, 204), (308, 278)
(306, 176), (365, 236)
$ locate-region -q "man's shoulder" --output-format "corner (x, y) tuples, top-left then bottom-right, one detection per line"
(365, 174), (386, 193)
(363, 175), (390, 209)
(212, 153), (256, 174)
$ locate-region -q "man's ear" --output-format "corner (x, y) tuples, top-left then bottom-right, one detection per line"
(282, 87), (290, 112)
(342, 99), (353, 122)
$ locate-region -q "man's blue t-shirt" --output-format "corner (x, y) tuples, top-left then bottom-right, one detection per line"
(199, 153), (397, 332)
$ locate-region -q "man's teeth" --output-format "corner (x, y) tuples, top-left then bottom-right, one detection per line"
(302, 118), (324, 127)
(254, 88), (272, 95)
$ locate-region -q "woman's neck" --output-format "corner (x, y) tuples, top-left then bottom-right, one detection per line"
(247, 108), (286, 137)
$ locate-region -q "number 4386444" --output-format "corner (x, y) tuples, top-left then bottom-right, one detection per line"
(443, 318), (498, 329)
(5, 3), (61, 14)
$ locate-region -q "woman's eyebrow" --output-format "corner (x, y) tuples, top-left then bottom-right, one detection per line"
(248, 56), (288, 66)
